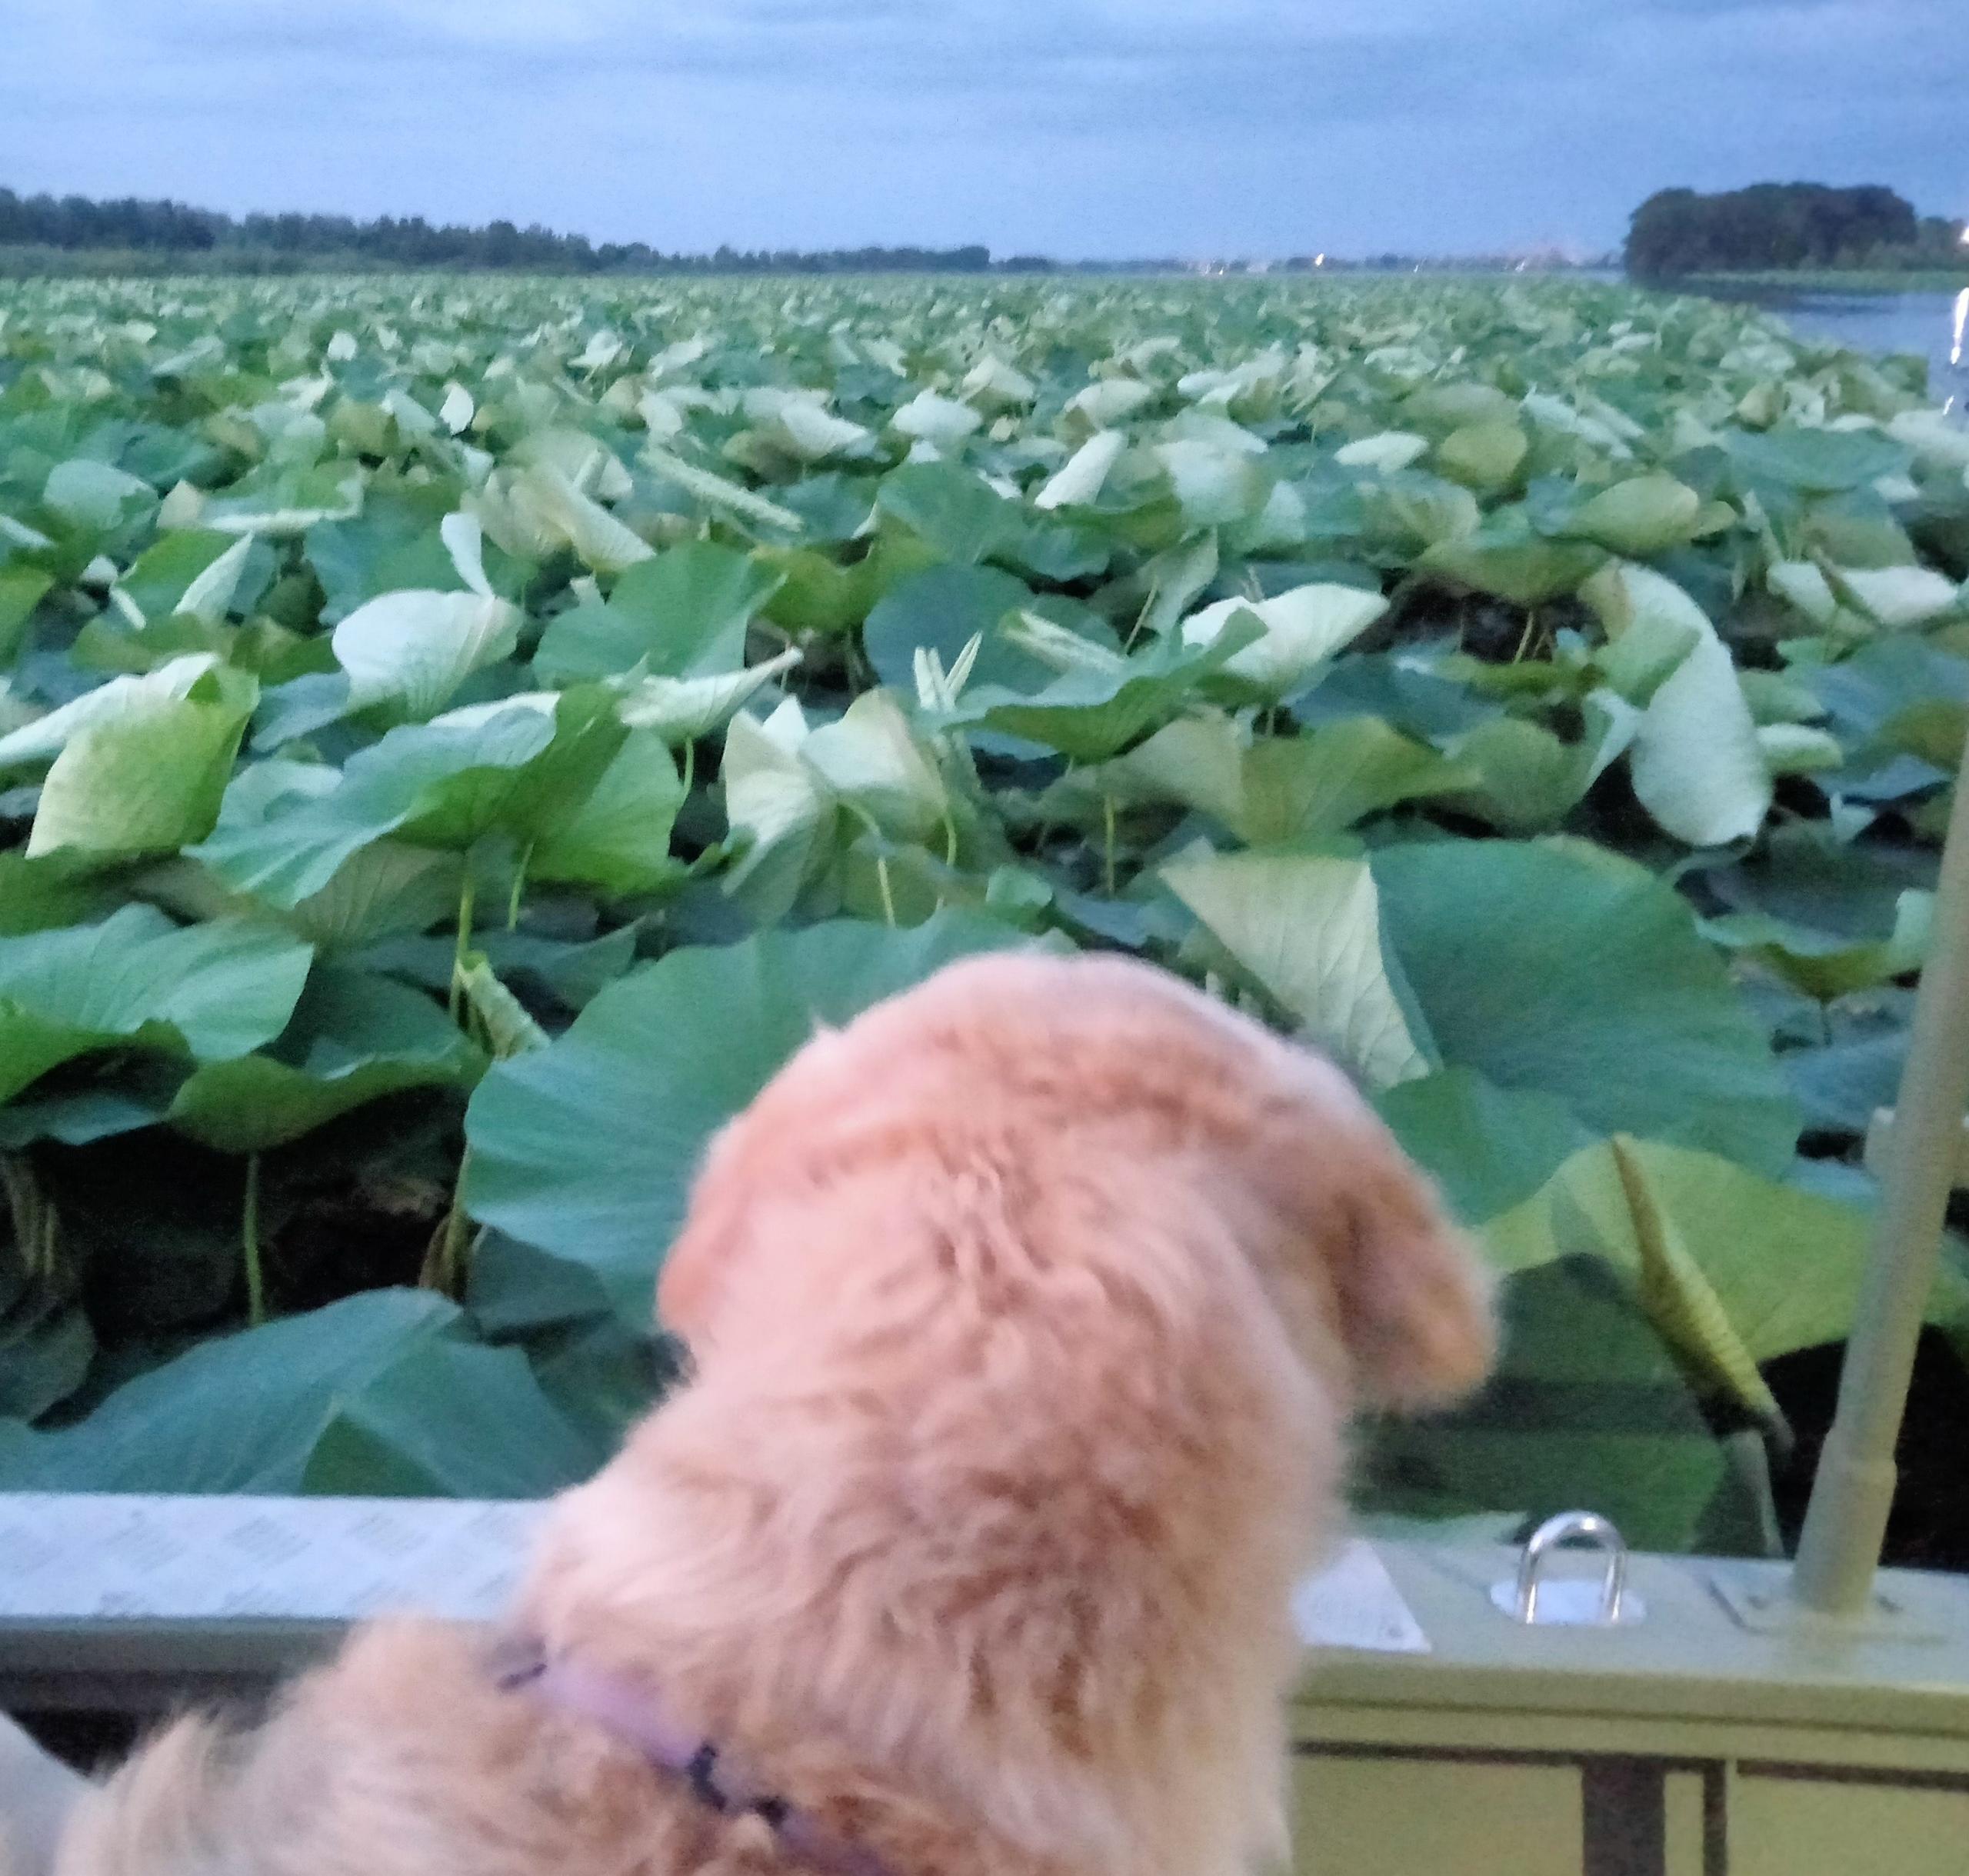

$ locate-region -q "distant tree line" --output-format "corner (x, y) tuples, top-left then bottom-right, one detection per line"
(0, 186), (1004, 275)
(1626, 184), (1963, 278)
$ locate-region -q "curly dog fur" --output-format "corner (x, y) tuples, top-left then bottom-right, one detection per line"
(46, 952), (1494, 1876)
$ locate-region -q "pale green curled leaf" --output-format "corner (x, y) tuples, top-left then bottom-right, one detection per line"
(465, 911), (1045, 1325)
(1829, 564), (1963, 630)
(1768, 558), (1841, 628)
(0, 905), (313, 1104)
(42, 458), (154, 533)
(193, 694), (624, 908)
(1704, 889), (1931, 1000)
(1738, 670), (1828, 728)
(332, 590), (522, 718)
(193, 708), (545, 905)
(978, 615), (1124, 689)
(1134, 534), (1221, 641)
(500, 465), (655, 573)
(1440, 695), (1637, 834)
(862, 565), (1051, 695)
(1724, 425), (1909, 495)
(1887, 407), (1969, 473)
(1594, 598), (1701, 705)
(168, 967), (486, 1153)
(615, 646), (804, 745)
(1403, 382), (1522, 434)
(1234, 718), (1473, 845)
(280, 843), (463, 950)
(198, 463), (365, 536)
(1181, 582), (1388, 698)
(1164, 849), (1433, 1089)
(1420, 516), (1606, 606)
(1152, 441), (1268, 528)
(1336, 432), (1430, 472)
(1484, 1136), (1969, 1421)
(1037, 714), (1248, 828)
(765, 397), (875, 464)
(0, 1289), (598, 1496)
(961, 354), (1036, 408)
(508, 428), (632, 500)
(641, 442), (805, 535)
(1034, 432), (1128, 510)
(891, 390), (983, 447)
(944, 611), (1259, 763)
(875, 461), (1024, 565)
(181, 535), (258, 621)
(440, 511), (495, 596)
(535, 542), (784, 685)
(1374, 838), (1799, 1174)
(455, 955), (550, 1060)
(0, 515), (54, 554)
(1584, 562), (1771, 846)
(28, 666), (256, 862)
(1357, 471), (1482, 552)
(529, 728), (687, 898)
(1563, 475), (1704, 557)
(112, 530), (254, 627)
(0, 654), (222, 769)
(0, 567), (53, 662)
(1608, 1138), (1784, 1427)
(801, 691), (951, 844)
(719, 704), (835, 921)
(1757, 722), (1844, 776)
(721, 690), (952, 918)
(1066, 378), (1155, 430)
(1434, 422), (1527, 495)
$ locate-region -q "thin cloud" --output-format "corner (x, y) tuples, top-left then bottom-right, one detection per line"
(0, 0), (1961, 258)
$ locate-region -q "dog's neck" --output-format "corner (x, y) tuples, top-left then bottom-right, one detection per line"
(521, 1258), (1330, 1876)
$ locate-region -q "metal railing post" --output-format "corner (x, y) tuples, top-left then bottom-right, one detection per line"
(1792, 721), (1969, 1616)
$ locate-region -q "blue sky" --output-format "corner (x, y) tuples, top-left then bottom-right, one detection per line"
(2, 0), (1964, 258)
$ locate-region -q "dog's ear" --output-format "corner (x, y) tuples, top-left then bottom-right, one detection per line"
(1324, 1134), (1496, 1411)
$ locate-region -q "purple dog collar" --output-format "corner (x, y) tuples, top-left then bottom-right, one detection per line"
(493, 1638), (899, 1876)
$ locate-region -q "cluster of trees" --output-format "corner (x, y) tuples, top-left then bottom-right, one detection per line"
(0, 187), (1002, 275)
(1627, 183), (1963, 278)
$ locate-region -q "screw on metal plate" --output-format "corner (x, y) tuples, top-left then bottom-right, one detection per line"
(1490, 1511), (1647, 1628)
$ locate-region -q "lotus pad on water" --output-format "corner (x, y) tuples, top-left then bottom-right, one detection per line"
(2, 270), (1964, 1552)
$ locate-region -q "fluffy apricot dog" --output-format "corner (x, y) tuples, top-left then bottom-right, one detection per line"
(47, 951), (1493, 1876)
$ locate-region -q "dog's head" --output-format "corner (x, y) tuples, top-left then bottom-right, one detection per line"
(657, 951), (1494, 1414)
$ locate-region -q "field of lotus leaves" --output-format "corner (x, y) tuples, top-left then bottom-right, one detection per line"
(4, 271), (1969, 1560)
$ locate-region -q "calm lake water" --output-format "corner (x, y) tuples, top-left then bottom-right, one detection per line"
(1699, 284), (1969, 406)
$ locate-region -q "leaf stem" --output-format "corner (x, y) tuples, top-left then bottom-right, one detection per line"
(2, 1155), (57, 1285)
(1101, 792), (1118, 898)
(448, 867), (478, 1021)
(1511, 608), (1542, 665)
(420, 1149), (476, 1299)
(507, 842), (532, 931)
(242, 1153), (265, 1328)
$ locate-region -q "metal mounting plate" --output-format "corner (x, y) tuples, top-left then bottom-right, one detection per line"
(1708, 1560), (1949, 1642)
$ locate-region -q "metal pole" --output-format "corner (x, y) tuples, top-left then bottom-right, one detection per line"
(1792, 721), (1969, 1616)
